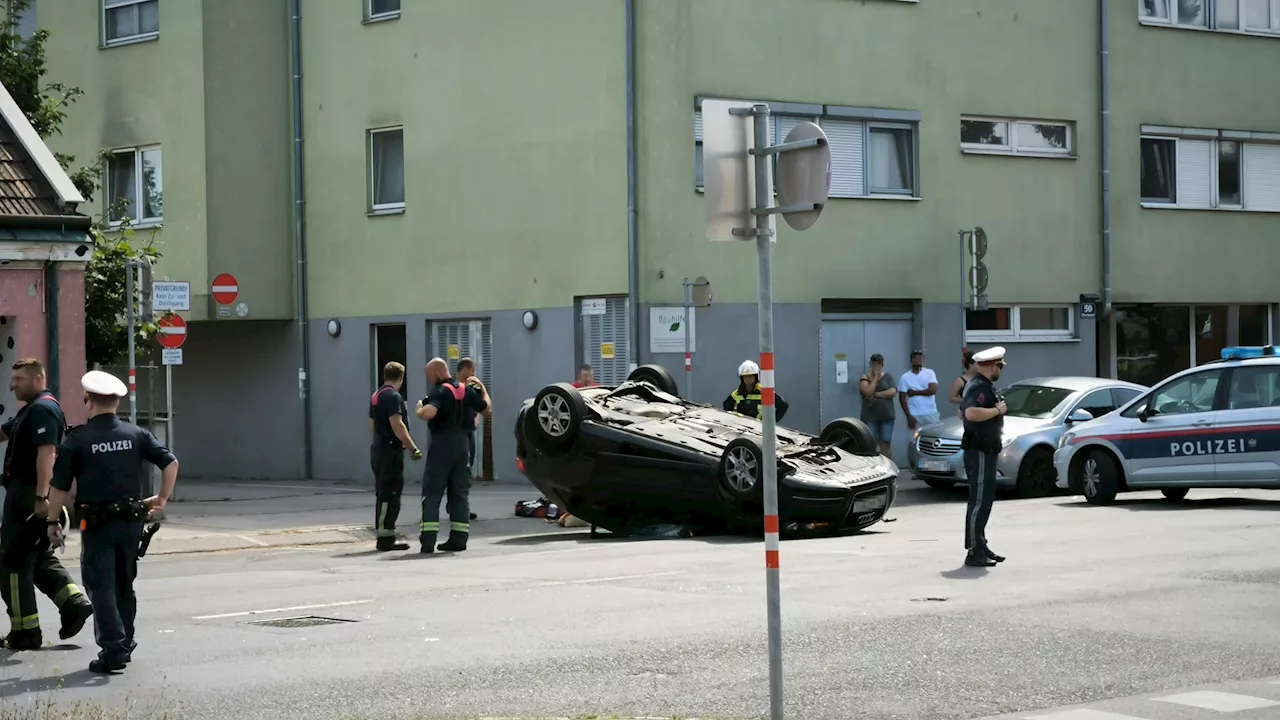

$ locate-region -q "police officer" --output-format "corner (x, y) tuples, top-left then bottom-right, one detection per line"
(46, 370), (179, 674)
(0, 358), (92, 650)
(415, 358), (489, 553)
(723, 360), (790, 422)
(370, 361), (422, 552)
(960, 346), (1008, 568)
(455, 358), (481, 521)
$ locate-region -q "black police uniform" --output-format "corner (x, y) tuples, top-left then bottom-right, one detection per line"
(0, 391), (91, 648)
(51, 414), (175, 671)
(960, 374), (1002, 566)
(723, 382), (790, 422)
(370, 384), (409, 549)
(419, 377), (486, 553)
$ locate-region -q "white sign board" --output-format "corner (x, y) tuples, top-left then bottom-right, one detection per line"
(151, 281), (191, 312)
(702, 98), (775, 242)
(649, 306), (696, 354)
(162, 348), (183, 366)
(581, 298), (607, 316)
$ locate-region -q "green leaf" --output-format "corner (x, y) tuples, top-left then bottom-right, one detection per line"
(669, 322), (680, 332)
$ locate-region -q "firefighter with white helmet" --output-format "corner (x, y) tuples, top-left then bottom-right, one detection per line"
(723, 360), (789, 422)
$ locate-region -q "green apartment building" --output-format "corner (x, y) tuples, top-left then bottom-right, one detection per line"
(34, 0), (1280, 479)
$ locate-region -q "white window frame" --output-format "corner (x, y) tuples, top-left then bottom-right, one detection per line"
(1140, 127), (1280, 212)
(105, 145), (163, 227)
(102, 0), (158, 47)
(368, 126), (405, 213)
(966, 304), (1076, 343)
(960, 116), (1074, 158)
(366, 0), (401, 22)
(1139, 0), (1280, 36)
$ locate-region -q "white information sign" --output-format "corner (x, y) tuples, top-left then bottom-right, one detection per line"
(649, 306), (696, 354)
(151, 281), (191, 312)
(162, 348), (183, 366)
(581, 298), (607, 316)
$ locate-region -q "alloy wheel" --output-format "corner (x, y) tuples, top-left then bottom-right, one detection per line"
(537, 394), (571, 437)
(726, 446), (759, 492)
(1082, 457), (1099, 498)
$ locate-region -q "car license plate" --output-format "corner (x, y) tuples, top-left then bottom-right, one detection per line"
(852, 495), (886, 513)
(918, 460), (949, 473)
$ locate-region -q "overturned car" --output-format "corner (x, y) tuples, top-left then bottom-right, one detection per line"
(514, 364), (899, 536)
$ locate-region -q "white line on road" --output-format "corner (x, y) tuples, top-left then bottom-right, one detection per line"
(538, 571), (685, 587)
(509, 546), (611, 558)
(192, 599), (373, 620)
(220, 483), (367, 493)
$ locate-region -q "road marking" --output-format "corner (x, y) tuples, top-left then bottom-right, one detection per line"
(538, 571), (685, 587)
(219, 483), (367, 493)
(1154, 691), (1280, 712)
(192, 599), (373, 620)
(1025, 710), (1152, 719)
(509, 547), (610, 558)
(236, 535), (271, 547)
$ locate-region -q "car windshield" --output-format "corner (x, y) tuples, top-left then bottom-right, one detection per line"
(999, 384), (1074, 419)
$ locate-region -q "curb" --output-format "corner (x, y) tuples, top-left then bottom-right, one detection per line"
(59, 525), (376, 559)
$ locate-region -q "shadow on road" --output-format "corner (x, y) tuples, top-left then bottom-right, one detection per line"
(1058, 496), (1280, 512)
(939, 565), (990, 579)
(0, 666), (110, 697)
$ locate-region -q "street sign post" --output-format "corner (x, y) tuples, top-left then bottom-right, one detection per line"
(682, 276), (712, 399)
(156, 313), (186, 459)
(707, 101), (830, 720)
(958, 227), (991, 354)
(151, 281), (191, 312)
(211, 273), (239, 317)
(157, 314), (187, 349)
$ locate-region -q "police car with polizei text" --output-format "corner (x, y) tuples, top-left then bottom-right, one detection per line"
(1054, 346), (1280, 504)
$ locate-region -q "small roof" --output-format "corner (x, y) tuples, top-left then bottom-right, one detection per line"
(0, 80), (86, 217)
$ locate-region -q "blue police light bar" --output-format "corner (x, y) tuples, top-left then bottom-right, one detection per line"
(1221, 345), (1277, 360)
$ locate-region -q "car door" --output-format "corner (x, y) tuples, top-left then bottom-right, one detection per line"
(1117, 367), (1224, 487)
(1210, 364), (1280, 486)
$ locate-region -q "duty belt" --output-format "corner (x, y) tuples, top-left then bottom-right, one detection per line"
(75, 500), (148, 531)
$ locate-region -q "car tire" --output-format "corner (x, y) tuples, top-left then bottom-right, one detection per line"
(1077, 449), (1121, 505)
(1161, 488), (1189, 501)
(818, 417), (879, 456)
(922, 478), (955, 491)
(1015, 447), (1057, 499)
(718, 436), (765, 503)
(526, 383), (587, 451)
(627, 364), (680, 396)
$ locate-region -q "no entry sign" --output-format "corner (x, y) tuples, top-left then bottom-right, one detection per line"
(211, 273), (239, 305)
(157, 314), (187, 349)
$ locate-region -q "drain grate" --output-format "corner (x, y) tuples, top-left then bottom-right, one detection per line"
(244, 615), (357, 629)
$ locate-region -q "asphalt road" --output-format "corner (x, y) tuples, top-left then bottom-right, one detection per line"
(2, 482), (1279, 720)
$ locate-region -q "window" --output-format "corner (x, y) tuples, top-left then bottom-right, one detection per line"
(368, 127), (405, 212)
(103, 0), (158, 46)
(1141, 0), (1280, 34)
(1073, 389), (1119, 421)
(1112, 387), (1143, 408)
(1126, 368), (1223, 417)
(105, 146), (162, 224)
(960, 117), (1073, 157)
(1000, 384), (1075, 420)
(1227, 365), (1280, 409)
(367, 0), (400, 21)
(967, 304), (1074, 341)
(1141, 131), (1280, 212)
(692, 102), (920, 198)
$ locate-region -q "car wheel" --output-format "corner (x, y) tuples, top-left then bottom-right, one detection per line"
(922, 478), (955, 491)
(1014, 447), (1056, 499)
(718, 436), (765, 502)
(1077, 450), (1120, 505)
(527, 383), (587, 450)
(818, 417), (879, 456)
(627, 364), (679, 396)
(1161, 488), (1189, 501)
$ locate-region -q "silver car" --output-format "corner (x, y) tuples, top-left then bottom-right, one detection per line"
(907, 376), (1148, 498)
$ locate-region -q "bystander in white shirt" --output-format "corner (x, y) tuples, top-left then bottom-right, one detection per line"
(898, 354), (940, 430)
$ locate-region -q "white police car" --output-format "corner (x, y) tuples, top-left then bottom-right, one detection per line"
(1054, 346), (1280, 504)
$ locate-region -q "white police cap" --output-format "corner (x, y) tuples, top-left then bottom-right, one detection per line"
(81, 370), (128, 397)
(972, 346), (1006, 363)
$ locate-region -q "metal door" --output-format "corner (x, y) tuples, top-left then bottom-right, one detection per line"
(581, 297), (630, 386)
(819, 319), (913, 467)
(429, 319), (494, 480)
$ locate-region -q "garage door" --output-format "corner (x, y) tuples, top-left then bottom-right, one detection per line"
(581, 296), (630, 386)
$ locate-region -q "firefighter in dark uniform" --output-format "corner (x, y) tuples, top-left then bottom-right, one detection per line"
(0, 358), (93, 650)
(415, 358), (489, 554)
(370, 361), (422, 552)
(455, 358), (481, 521)
(960, 346), (1008, 568)
(723, 360), (790, 422)
(46, 370), (179, 674)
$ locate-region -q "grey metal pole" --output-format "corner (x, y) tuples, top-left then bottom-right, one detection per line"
(126, 260), (137, 425)
(751, 103), (784, 720)
(683, 278), (692, 399)
(958, 231), (967, 356)
(166, 363), (174, 455)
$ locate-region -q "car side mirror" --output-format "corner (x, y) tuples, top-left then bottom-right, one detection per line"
(1066, 409), (1094, 425)
(1136, 404), (1150, 422)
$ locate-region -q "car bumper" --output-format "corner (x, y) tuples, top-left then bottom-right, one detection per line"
(1052, 445), (1075, 490)
(907, 441), (1016, 488)
(782, 475), (896, 532)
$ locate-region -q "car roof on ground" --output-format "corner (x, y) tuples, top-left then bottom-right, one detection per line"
(1012, 376), (1146, 393)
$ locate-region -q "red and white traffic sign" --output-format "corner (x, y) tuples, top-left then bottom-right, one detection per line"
(157, 314), (187, 349)
(211, 273), (239, 305)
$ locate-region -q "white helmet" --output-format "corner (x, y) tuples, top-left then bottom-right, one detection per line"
(738, 360), (760, 377)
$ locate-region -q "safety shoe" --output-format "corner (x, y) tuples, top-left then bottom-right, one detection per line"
(964, 552), (996, 568)
(5, 629), (42, 650)
(124, 639), (137, 663)
(89, 656), (127, 674)
(376, 539), (409, 552)
(984, 547), (1006, 563)
(419, 532), (437, 554)
(437, 533), (468, 552)
(59, 600), (94, 640)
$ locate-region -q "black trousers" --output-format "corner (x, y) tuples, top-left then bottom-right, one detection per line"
(80, 518), (144, 663)
(420, 439), (471, 542)
(371, 443), (405, 542)
(0, 484), (85, 636)
(963, 449), (998, 552)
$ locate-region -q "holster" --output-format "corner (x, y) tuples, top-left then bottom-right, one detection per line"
(75, 500), (148, 532)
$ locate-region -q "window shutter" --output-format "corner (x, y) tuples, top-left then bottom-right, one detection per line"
(477, 319), (492, 394)
(431, 322), (473, 376)
(693, 110), (703, 143)
(1243, 143), (1280, 211)
(774, 116), (806, 146)
(821, 119), (865, 198)
(1175, 138), (1212, 208)
(583, 298), (630, 386)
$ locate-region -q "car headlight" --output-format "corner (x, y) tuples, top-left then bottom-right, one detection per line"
(1058, 432), (1075, 450)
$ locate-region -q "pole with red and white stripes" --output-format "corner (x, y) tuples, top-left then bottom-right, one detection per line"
(683, 278), (693, 399)
(125, 260), (137, 424)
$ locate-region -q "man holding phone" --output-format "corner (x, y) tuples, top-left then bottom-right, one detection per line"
(960, 346), (1008, 568)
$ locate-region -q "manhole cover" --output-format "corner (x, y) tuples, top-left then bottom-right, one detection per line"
(244, 615), (357, 629)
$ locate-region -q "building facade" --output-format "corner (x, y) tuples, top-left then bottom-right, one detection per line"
(38, 0), (1280, 479)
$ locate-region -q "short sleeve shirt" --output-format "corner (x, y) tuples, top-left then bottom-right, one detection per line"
(861, 373), (896, 422)
(370, 385), (407, 448)
(2, 393), (65, 485)
(52, 414), (176, 503)
(961, 375), (1002, 440)
(425, 380), (486, 436)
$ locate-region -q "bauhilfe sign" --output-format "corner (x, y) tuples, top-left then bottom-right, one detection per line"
(649, 307), (696, 354)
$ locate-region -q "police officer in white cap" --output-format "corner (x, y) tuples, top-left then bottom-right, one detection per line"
(960, 346), (1008, 568)
(45, 370), (179, 674)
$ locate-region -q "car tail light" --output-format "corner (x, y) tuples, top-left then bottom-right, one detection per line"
(516, 457), (525, 473)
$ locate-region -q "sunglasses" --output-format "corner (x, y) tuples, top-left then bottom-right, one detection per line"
(978, 361), (1007, 369)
